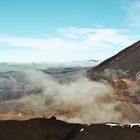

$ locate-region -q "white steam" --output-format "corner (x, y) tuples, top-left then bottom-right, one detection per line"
(16, 70), (125, 123)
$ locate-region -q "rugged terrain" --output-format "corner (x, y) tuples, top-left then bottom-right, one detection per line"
(87, 40), (140, 107)
(0, 117), (139, 140)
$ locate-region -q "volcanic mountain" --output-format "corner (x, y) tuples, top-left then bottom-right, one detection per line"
(87, 40), (140, 81)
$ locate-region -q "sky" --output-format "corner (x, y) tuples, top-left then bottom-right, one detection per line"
(0, 0), (140, 63)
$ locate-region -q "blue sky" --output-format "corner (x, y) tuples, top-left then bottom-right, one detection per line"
(0, 0), (140, 62)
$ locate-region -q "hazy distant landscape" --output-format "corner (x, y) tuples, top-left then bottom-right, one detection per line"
(0, 60), (98, 100)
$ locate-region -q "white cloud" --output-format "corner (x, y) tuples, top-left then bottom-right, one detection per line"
(0, 27), (134, 62)
(58, 27), (131, 45)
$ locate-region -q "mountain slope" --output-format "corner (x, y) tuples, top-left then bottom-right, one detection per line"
(0, 117), (139, 140)
(87, 40), (140, 80)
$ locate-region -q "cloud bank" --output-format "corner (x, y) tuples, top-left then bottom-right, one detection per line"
(0, 27), (135, 62)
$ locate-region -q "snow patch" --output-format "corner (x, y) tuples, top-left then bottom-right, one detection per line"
(80, 128), (84, 132)
(87, 124), (91, 126)
(106, 123), (118, 127)
(129, 123), (140, 128)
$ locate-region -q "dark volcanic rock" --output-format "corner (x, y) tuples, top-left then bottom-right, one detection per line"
(87, 40), (140, 80)
(0, 118), (139, 140)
